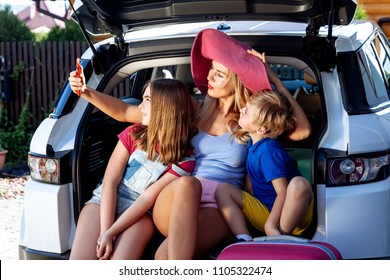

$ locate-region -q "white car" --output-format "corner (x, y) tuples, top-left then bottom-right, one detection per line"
(19, 0), (390, 259)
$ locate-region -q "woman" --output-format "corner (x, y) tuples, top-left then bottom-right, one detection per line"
(68, 29), (311, 259)
(151, 29), (311, 259)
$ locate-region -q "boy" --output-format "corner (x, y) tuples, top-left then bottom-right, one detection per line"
(216, 90), (313, 241)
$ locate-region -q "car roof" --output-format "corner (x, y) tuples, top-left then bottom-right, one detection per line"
(72, 0), (357, 37)
(118, 20), (375, 52)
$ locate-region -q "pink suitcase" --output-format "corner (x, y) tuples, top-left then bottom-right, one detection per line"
(217, 235), (343, 260)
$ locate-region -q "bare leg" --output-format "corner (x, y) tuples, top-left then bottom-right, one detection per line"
(153, 176), (202, 259)
(216, 185), (249, 237)
(156, 208), (231, 259)
(193, 207), (232, 258)
(111, 214), (155, 260)
(69, 203), (100, 260)
(279, 176), (312, 234)
(155, 238), (169, 260)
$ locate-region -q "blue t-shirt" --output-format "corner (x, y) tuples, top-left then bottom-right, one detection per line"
(246, 137), (301, 211)
(191, 130), (247, 188)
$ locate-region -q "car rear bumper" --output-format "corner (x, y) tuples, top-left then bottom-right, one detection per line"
(19, 245), (70, 260)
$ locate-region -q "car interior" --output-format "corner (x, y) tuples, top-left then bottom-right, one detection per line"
(73, 54), (323, 258)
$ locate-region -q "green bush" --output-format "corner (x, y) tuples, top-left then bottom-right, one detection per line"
(44, 20), (86, 42)
(0, 92), (33, 166)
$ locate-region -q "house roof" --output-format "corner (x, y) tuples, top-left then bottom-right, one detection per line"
(17, 1), (68, 32)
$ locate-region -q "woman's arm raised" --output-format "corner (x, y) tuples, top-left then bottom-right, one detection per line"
(265, 63), (312, 141)
(247, 50), (311, 141)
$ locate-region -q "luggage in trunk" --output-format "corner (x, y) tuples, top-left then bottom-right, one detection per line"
(217, 236), (343, 260)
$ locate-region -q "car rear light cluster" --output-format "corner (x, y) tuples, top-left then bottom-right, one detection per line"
(28, 151), (71, 184)
(327, 153), (390, 185)
(28, 154), (60, 184)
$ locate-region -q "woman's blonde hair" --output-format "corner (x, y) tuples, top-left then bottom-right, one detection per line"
(130, 79), (195, 164)
(194, 71), (251, 144)
(248, 90), (295, 139)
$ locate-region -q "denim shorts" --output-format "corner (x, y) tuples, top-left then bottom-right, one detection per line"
(86, 182), (140, 216)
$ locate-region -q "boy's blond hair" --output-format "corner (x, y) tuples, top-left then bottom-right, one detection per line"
(249, 90), (295, 139)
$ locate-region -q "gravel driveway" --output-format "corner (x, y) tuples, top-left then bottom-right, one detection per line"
(0, 176), (27, 260)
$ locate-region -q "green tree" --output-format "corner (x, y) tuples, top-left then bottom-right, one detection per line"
(45, 20), (86, 41)
(0, 5), (34, 42)
(355, 5), (367, 20)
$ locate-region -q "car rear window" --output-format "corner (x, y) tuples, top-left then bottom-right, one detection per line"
(360, 34), (390, 106)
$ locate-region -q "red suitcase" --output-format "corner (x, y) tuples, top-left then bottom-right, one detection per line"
(217, 235), (343, 260)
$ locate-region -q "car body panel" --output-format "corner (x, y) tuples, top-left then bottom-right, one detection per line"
(334, 20), (378, 52)
(29, 118), (57, 155)
(349, 112), (390, 153)
(315, 179), (390, 259)
(19, 180), (75, 254)
(73, 0), (357, 36)
(319, 71), (349, 152)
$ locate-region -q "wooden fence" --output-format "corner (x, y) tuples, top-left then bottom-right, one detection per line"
(359, 0), (390, 38)
(0, 41), (88, 130)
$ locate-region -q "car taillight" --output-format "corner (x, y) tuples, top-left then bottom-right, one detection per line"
(27, 151), (71, 184)
(327, 153), (390, 186)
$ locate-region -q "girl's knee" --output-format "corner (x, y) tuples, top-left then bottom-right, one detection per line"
(178, 176), (201, 187)
(173, 176), (202, 197)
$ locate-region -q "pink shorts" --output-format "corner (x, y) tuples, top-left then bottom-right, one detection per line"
(196, 177), (220, 209)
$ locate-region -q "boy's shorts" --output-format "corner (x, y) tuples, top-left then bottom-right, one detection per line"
(242, 191), (314, 236)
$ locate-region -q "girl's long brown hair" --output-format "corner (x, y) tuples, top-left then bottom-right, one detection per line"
(130, 79), (194, 164)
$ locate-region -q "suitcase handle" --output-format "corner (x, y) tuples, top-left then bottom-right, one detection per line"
(254, 235), (310, 243)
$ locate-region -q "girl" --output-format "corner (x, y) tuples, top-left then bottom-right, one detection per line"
(69, 78), (195, 260)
